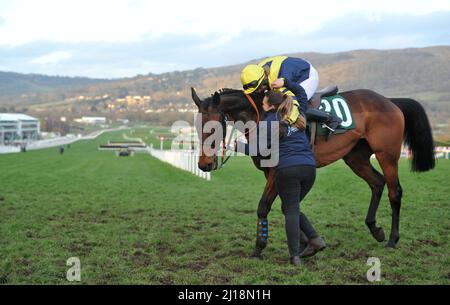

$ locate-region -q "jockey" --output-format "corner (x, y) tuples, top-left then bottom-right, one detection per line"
(240, 55), (342, 131)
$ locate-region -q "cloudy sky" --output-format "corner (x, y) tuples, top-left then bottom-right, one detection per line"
(0, 0), (450, 78)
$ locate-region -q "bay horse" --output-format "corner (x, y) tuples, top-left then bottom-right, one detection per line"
(191, 87), (435, 257)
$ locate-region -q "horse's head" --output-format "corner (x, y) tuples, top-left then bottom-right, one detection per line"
(191, 87), (225, 172)
(191, 87), (265, 172)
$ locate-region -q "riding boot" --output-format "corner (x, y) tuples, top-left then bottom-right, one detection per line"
(305, 108), (342, 131)
(299, 236), (327, 258)
(299, 229), (309, 254)
(290, 256), (302, 266)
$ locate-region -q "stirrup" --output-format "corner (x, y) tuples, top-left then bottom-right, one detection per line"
(322, 123), (335, 132)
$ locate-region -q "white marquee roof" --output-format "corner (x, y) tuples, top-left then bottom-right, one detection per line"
(0, 113), (39, 122)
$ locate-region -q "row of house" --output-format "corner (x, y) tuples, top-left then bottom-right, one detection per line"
(73, 116), (107, 125)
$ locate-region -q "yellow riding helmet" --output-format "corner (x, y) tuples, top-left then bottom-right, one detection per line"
(241, 64), (265, 94)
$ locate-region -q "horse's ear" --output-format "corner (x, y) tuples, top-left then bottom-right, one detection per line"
(213, 92), (221, 107)
(191, 87), (202, 108)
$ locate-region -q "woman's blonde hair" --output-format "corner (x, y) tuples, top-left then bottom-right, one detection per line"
(267, 90), (306, 131)
(267, 91), (293, 122)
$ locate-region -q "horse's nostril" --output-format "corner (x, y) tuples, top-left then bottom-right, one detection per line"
(198, 163), (211, 172)
(203, 163), (213, 172)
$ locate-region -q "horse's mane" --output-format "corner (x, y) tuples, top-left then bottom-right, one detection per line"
(213, 88), (244, 97)
(203, 88), (262, 115)
(202, 88), (245, 108)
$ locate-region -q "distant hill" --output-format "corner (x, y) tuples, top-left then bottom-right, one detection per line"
(0, 71), (107, 96)
(1, 46), (449, 116)
(296, 47), (450, 94)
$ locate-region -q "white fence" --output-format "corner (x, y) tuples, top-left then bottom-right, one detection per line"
(435, 147), (450, 159)
(147, 146), (211, 181)
(0, 126), (129, 154)
(26, 135), (80, 150)
(0, 145), (21, 154)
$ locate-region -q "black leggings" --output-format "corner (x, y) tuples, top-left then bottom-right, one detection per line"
(275, 165), (317, 257)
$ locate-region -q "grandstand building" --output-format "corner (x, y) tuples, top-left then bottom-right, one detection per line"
(0, 113), (40, 145)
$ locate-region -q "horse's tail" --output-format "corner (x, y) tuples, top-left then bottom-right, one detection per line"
(390, 98), (435, 172)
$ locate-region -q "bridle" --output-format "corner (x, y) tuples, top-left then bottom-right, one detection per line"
(217, 93), (261, 169)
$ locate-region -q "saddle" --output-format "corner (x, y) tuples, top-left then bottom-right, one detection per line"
(307, 85), (340, 151)
(309, 85), (339, 109)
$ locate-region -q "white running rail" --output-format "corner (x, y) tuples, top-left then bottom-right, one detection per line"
(0, 126), (129, 154)
(147, 146), (211, 181)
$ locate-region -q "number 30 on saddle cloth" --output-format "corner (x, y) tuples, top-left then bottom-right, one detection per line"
(307, 91), (355, 149)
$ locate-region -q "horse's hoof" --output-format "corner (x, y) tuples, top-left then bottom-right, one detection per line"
(385, 243), (397, 250)
(373, 228), (385, 242)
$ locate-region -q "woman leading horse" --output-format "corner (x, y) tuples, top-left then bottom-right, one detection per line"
(233, 91), (326, 265)
(191, 87), (435, 259)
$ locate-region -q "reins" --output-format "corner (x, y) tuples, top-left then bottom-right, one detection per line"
(245, 94), (261, 126)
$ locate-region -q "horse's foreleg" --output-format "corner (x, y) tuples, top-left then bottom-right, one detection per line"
(251, 169), (277, 258)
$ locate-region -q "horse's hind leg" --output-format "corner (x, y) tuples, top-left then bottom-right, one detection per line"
(343, 140), (386, 242)
(362, 95), (404, 248)
(375, 152), (403, 249)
